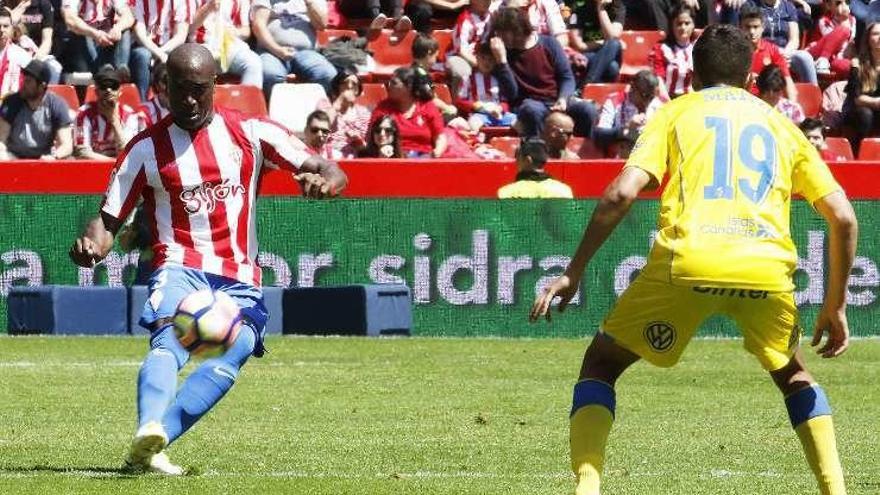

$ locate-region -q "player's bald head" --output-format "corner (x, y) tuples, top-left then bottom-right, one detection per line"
(167, 43), (217, 79)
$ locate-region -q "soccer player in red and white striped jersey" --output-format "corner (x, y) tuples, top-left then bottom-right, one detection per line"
(130, 0), (191, 100)
(70, 44), (347, 475)
(74, 66), (146, 160)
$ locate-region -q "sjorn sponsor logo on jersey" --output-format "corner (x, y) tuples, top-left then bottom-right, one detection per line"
(180, 179), (246, 214)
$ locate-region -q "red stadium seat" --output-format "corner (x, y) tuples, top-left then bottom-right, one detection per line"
(47, 84), (80, 111)
(317, 29), (358, 47)
(481, 126), (517, 139)
(433, 29), (454, 62)
(620, 30), (666, 79)
(824, 137), (854, 162)
(214, 85), (268, 116)
(795, 83), (822, 118)
(434, 83), (452, 104)
(857, 137), (880, 160)
(582, 83), (627, 106)
(489, 136), (520, 158)
(367, 30), (417, 75)
(357, 83), (388, 109)
(84, 83), (141, 108)
(565, 137), (585, 158)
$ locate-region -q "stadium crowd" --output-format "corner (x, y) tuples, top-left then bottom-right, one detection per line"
(0, 0), (874, 180)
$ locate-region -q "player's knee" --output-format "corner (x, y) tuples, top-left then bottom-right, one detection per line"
(770, 356), (816, 396)
(579, 333), (638, 385)
(221, 323), (257, 368)
(150, 324), (189, 368)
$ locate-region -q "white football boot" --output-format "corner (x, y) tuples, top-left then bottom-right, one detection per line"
(124, 421), (168, 473)
(148, 451), (185, 476)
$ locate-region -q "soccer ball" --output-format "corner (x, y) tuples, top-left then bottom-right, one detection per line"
(173, 289), (242, 355)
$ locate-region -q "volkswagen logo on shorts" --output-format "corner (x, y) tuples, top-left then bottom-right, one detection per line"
(644, 321), (676, 352)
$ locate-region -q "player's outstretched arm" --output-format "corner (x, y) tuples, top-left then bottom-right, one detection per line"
(295, 155), (348, 199)
(530, 166), (654, 322)
(811, 191), (858, 358)
(68, 212), (122, 268)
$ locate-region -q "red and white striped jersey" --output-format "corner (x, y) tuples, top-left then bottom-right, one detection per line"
(650, 41), (694, 98)
(501, 0), (566, 37)
(451, 9), (491, 57)
(132, 0), (192, 45)
(101, 107), (312, 286)
(0, 43), (32, 99)
(457, 71), (501, 104)
(813, 14), (855, 58)
(62, 0), (129, 29)
(191, 0), (250, 56)
(142, 97), (170, 126)
(75, 101), (147, 156)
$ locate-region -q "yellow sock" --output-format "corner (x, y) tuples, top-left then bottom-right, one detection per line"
(569, 380), (616, 495)
(795, 416), (846, 495)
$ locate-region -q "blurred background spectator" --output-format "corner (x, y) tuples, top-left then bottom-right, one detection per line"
(61, 0), (133, 74)
(593, 69), (661, 157)
(741, 5), (798, 99)
(455, 41), (517, 132)
(252, 0), (337, 96)
(7, 0), (63, 83)
(626, 0), (715, 30)
(497, 137), (573, 198)
(141, 62), (169, 125)
(541, 110), (578, 159)
(445, 0), (493, 98)
(412, 32), (459, 118)
(806, 0), (855, 79)
(73, 64), (145, 160)
(129, 0), (189, 100)
(491, 7), (597, 138)
(405, 0), (469, 35)
(360, 114), (403, 158)
(0, 9), (33, 98)
(371, 66), (447, 158)
(567, 0), (624, 84)
(800, 117), (836, 160)
(650, 3), (697, 100)
(757, 64), (805, 123)
(325, 66), (370, 158)
(303, 109), (341, 159)
(0, 59), (71, 159)
(843, 21), (880, 146)
(190, 0), (262, 90)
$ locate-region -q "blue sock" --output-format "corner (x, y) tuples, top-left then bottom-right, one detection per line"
(162, 325), (256, 444)
(137, 324), (188, 428)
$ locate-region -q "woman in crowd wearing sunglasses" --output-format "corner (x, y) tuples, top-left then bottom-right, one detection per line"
(360, 115), (403, 159)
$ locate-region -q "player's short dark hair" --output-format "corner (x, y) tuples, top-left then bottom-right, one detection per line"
(799, 117), (825, 135)
(739, 4), (764, 25)
(412, 34), (440, 59)
(693, 23), (753, 89)
(491, 7), (534, 39)
(756, 64), (785, 93)
(517, 137), (549, 167)
(306, 110), (331, 128)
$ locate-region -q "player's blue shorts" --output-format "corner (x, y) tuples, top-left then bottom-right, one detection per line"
(139, 265), (269, 357)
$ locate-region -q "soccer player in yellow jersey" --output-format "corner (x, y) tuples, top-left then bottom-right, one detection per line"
(530, 24), (858, 495)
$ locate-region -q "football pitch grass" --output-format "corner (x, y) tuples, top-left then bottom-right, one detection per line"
(0, 336), (878, 495)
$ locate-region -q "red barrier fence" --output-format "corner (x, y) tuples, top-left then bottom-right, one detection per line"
(2, 159), (879, 198)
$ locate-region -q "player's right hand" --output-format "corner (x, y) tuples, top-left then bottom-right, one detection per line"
(529, 275), (578, 323)
(811, 305), (850, 358)
(69, 236), (102, 268)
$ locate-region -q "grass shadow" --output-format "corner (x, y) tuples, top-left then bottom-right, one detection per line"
(0, 465), (138, 478)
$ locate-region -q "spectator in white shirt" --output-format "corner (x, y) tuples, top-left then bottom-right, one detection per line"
(189, 0), (263, 89)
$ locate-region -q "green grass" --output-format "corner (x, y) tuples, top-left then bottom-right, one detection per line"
(0, 336), (877, 495)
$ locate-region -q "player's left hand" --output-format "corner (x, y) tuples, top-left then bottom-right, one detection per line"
(529, 274), (578, 323)
(69, 236), (103, 267)
(811, 305), (850, 358)
(294, 172), (336, 199)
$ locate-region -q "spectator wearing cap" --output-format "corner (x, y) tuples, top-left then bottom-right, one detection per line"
(593, 69), (662, 158)
(61, 0), (134, 73)
(0, 59), (72, 159)
(189, 0), (262, 90)
(129, 0), (190, 101)
(141, 62), (169, 126)
(303, 109), (341, 160)
(497, 137), (573, 198)
(73, 64), (145, 160)
(490, 7), (597, 138)
(5, 0), (63, 84)
(541, 111), (578, 159)
(0, 9), (33, 98)
(251, 0), (337, 96)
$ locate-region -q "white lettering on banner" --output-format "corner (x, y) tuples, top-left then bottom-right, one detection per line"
(0, 250), (43, 296)
(369, 255), (406, 285)
(847, 257), (878, 306)
(796, 231), (824, 305)
(436, 230), (489, 305)
(257, 252), (292, 287)
(78, 251), (140, 286)
(297, 253), (334, 288)
(497, 256), (533, 304)
(413, 233), (432, 303)
(614, 255), (647, 296)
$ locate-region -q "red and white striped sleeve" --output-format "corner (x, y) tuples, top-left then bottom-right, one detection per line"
(101, 137), (149, 221)
(75, 106), (92, 149)
(249, 117), (312, 172)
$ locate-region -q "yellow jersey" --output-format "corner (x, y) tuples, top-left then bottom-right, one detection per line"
(627, 86), (841, 291)
(497, 177), (574, 199)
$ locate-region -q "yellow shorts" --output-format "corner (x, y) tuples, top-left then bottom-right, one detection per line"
(601, 275), (801, 371)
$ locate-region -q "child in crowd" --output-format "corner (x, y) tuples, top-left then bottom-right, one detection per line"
(412, 33), (459, 119)
(454, 42), (517, 132)
(757, 64), (805, 124)
(800, 117), (840, 161)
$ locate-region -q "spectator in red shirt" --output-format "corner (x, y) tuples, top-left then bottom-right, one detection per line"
(807, 0), (856, 79)
(650, 3), (697, 100)
(360, 114), (404, 158)
(741, 5), (797, 100)
(370, 65), (448, 158)
(74, 64), (146, 160)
